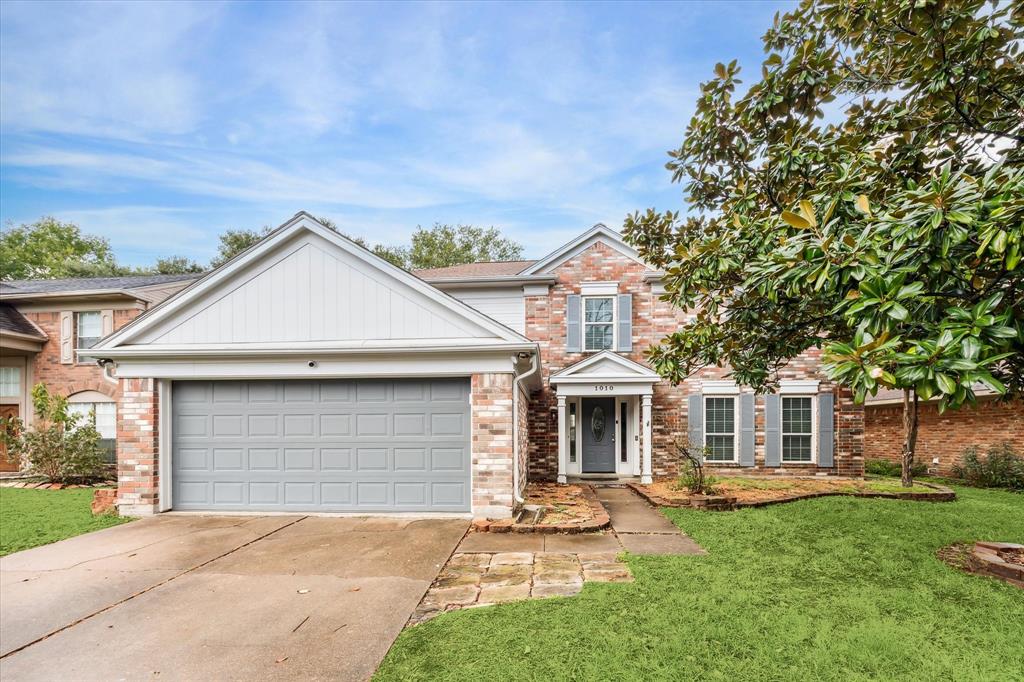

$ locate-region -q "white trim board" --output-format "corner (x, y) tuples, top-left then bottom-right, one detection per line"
(520, 224), (654, 275)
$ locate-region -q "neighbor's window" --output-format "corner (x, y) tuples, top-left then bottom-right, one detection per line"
(68, 399), (117, 464)
(76, 311), (103, 350)
(782, 396), (814, 462)
(569, 402), (577, 463)
(0, 367), (19, 397)
(584, 297), (614, 351)
(704, 396), (737, 462)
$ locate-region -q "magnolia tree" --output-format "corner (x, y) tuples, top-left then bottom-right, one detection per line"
(624, 0), (1022, 486)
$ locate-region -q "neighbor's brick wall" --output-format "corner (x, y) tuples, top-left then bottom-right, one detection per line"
(525, 241), (864, 480)
(865, 397), (1023, 475)
(21, 308), (141, 403)
(117, 377), (160, 515)
(472, 373), (515, 518)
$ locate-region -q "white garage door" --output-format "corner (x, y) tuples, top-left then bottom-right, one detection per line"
(171, 379), (471, 512)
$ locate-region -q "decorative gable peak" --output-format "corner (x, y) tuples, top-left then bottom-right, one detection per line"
(520, 224), (654, 275)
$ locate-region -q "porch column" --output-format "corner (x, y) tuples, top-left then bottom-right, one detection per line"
(557, 394), (568, 484)
(641, 393), (653, 484)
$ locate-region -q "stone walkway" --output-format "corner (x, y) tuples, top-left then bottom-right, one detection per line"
(409, 486), (703, 626)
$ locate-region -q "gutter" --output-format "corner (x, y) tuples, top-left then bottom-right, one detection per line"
(423, 275), (557, 289)
(511, 351), (540, 507)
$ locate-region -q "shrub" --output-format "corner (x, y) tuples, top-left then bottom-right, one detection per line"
(0, 384), (107, 484)
(866, 458), (927, 478)
(671, 439), (719, 495)
(951, 443), (1024, 492)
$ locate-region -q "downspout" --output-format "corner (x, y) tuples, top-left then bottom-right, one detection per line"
(98, 359), (118, 386)
(511, 351), (539, 506)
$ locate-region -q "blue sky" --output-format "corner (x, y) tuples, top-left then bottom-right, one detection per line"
(0, 1), (788, 267)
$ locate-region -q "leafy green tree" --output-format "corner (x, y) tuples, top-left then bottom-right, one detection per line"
(209, 227), (272, 268)
(406, 223), (524, 270)
(153, 256), (205, 275)
(623, 0), (1022, 486)
(0, 217), (119, 280)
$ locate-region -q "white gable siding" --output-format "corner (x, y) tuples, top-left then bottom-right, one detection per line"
(137, 234), (491, 345)
(444, 287), (526, 334)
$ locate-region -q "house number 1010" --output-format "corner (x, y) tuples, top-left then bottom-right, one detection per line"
(594, 385), (615, 392)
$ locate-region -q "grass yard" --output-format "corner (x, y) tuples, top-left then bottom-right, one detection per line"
(376, 486), (1024, 681)
(0, 487), (131, 556)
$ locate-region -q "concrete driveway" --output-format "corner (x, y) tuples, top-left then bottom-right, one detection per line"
(0, 514), (467, 681)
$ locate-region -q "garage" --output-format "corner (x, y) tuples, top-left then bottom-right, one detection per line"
(171, 378), (471, 512)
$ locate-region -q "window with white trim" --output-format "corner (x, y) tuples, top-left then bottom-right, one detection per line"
(782, 396), (814, 462)
(0, 367), (20, 397)
(75, 311), (102, 350)
(583, 296), (615, 351)
(704, 396), (737, 462)
(67, 396), (117, 464)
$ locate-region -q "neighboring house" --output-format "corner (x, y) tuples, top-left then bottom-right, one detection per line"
(0, 274), (201, 471)
(83, 213), (864, 518)
(864, 388), (1023, 475)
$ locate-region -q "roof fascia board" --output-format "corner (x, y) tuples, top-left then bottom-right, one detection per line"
(83, 341), (538, 360)
(424, 275), (557, 289)
(0, 289), (141, 302)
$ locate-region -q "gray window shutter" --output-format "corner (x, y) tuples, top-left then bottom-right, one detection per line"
(616, 294), (632, 352)
(818, 392), (835, 467)
(740, 393), (755, 466)
(566, 295), (582, 352)
(764, 393), (781, 467)
(59, 311), (74, 364)
(688, 393), (703, 453)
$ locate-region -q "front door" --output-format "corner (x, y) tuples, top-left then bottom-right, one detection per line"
(581, 397), (616, 473)
(0, 405), (20, 472)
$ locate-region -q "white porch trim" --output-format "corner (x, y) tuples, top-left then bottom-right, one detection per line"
(550, 351), (659, 485)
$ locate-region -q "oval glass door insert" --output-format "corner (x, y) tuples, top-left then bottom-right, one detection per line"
(591, 406), (606, 442)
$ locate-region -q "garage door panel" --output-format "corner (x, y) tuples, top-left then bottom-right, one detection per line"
(172, 379), (471, 512)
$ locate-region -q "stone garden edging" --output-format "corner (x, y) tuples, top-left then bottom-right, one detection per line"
(971, 542), (1024, 587)
(626, 480), (956, 511)
(471, 484), (611, 533)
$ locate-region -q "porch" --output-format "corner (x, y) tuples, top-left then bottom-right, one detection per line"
(548, 351), (661, 485)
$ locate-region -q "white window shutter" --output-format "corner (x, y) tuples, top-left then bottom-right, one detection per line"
(100, 309), (114, 337)
(59, 311), (74, 364)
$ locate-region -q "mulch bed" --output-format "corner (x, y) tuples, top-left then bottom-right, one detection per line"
(472, 483), (611, 534)
(0, 480), (116, 490)
(938, 541), (1024, 588)
(630, 477), (956, 511)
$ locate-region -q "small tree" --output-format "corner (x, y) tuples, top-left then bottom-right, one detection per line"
(624, 0), (1022, 487)
(406, 223), (524, 269)
(1, 384), (107, 483)
(673, 439), (718, 495)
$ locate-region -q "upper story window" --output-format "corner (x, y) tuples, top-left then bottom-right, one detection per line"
(76, 311), (102, 350)
(782, 396), (814, 462)
(704, 395), (738, 462)
(584, 296), (615, 351)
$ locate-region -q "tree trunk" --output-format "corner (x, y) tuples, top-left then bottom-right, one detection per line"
(900, 387), (920, 487)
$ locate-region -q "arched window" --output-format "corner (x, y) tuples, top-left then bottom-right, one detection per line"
(67, 391), (116, 463)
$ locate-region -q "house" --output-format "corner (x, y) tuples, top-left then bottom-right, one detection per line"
(0, 274), (200, 471)
(863, 388), (1023, 475)
(77, 213), (862, 517)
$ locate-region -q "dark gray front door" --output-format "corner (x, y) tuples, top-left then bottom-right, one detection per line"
(171, 379), (471, 513)
(581, 397), (616, 473)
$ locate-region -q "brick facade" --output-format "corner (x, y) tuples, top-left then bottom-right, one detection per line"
(471, 373), (516, 518)
(116, 377), (160, 515)
(21, 308), (141, 404)
(525, 242), (863, 481)
(865, 397), (1023, 475)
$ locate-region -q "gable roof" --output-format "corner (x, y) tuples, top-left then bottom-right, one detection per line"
(550, 350), (661, 384)
(0, 273), (201, 299)
(519, 223), (652, 275)
(92, 212), (533, 355)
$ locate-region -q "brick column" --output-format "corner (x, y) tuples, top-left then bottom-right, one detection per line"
(117, 378), (160, 515)
(471, 373), (514, 519)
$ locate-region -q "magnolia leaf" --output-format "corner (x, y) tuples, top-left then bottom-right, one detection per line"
(714, 62), (727, 78)
(781, 211), (811, 229)
(732, 214), (742, 228)
(798, 200), (817, 227)
(855, 194), (871, 215)
(935, 372), (956, 394)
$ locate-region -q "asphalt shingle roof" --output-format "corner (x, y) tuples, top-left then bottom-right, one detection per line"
(413, 260), (537, 280)
(0, 273), (201, 295)
(0, 304), (46, 339)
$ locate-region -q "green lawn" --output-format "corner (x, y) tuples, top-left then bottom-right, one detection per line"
(376, 486), (1024, 681)
(0, 487), (131, 556)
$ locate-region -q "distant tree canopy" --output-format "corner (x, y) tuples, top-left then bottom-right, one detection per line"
(3, 215), (523, 280)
